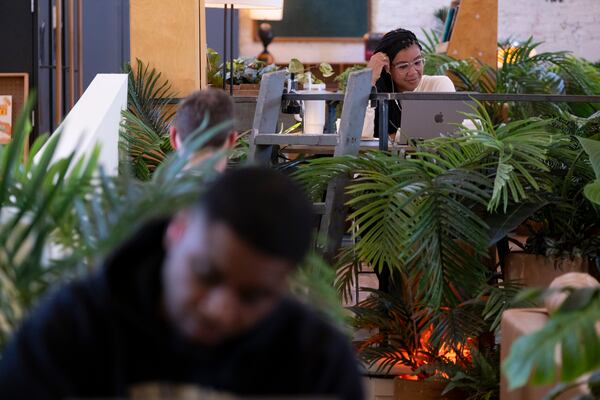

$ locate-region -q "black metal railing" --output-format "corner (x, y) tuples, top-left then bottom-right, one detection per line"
(165, 92), (600, 151)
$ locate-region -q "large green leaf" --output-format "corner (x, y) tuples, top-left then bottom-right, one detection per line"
(503, 288), (600, 390)
(485, 201), (548, 246)
(296, 150), (492, 309)
(579, 137), (600, 178)
(583, 181), (600, 205)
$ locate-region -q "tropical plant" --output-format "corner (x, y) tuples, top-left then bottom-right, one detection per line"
(335, 65), (367, 92)
(421, 36), (600, 123)
(425, 103), (600, 259)
(0, 89), (230, 349)
(293, 102), (581, 399)
(431, 346), (500, 400)
(288, 59), (335, 86)
(503, 286), (600, 397)
(211, 53), (279, 87)
(510, 112), (600, 259)
(0, 96), (100, 348)
(0, 100), (345, 355)
(503, 134), (600, 398)
(579, 135), (600, 206)
(207, 48), (224, 88)
(432, 7), (449, 36)
(295, 148), (493, 308)
(120, 59), (176, 180)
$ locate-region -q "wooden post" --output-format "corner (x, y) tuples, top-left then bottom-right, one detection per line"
(55, 0), (63, 126)
(67, 0), (75, 109)
(444, 0), (498, 69)
(199, 0), (208, 88)
(77, 0), (83, 97)
(130, 0), (204, 96)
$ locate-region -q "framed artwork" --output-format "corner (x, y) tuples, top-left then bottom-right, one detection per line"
(0, 73), (29, 146)
(0, 95), (12, 142)
(255, 0), (370, 42)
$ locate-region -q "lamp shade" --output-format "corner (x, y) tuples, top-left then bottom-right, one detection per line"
(205, 0), (282, 9)
(249, 3), (283, 20)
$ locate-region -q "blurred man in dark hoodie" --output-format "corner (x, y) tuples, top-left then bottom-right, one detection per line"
(0, 167), (364, 400)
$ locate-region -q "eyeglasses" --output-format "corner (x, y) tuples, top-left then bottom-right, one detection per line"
(392, 58), (426, 73)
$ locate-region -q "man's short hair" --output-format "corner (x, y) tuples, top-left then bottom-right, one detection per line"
(173, 88), (235, 149)
(197, 167), (314, 265)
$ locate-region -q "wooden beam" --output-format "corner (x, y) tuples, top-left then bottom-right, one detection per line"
(77, 0), (83, 97)
(199, 0), (208, 88)
(445, 0), (498, 68)
(130, 0), (202, 96)
(67, 0), (75, 109)
(254, 134), (338, 146)
(55, 0), (63, 126)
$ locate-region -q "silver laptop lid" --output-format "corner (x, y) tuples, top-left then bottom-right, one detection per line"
(398, 97), (475, 144)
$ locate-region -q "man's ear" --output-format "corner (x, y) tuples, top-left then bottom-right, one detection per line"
(225, 130), (238, 149)
(164, 211), (188, 249)
(169, 126), (178, 151)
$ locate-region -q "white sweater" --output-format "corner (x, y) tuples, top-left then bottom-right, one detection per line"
(361, 75), (456, 138)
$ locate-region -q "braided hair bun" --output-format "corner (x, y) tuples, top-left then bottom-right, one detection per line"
(374, 28), (422, 62)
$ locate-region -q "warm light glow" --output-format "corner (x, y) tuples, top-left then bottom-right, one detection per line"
(497, 44), (538, 68)
(393, 325), (473, 381)
(249, 4), (283, 21)
(399, 374), (419, 381)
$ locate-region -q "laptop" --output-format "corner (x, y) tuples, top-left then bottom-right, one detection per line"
(396, 97), (475, 145)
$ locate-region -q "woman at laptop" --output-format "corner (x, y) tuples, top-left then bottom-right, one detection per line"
(362, 28), (456, 139)
(361, 29), (456, 292)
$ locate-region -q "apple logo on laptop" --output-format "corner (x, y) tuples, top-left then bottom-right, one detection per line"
(434, 112), (444, 123)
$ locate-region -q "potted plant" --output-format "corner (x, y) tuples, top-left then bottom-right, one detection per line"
(284, 59), (335, 134)
(420, 36), (600, 124)
(293, 98), (591, 398)
(499, 111), (600, 288)
(500, 137), (600, 398)
(286, 59), (334, 88)
(501, 136), (600, 398)
(207, 49), (279, 96)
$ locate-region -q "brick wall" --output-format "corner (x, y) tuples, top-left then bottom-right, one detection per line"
(498, 0), (600, 60)
(239, 0), (600, 63)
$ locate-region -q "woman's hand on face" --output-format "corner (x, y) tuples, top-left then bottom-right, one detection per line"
(367, 52), (390, 86)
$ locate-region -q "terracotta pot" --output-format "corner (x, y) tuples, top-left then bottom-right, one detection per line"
(514, 219), (545, 236)
(504, 252), (589, 288)
(394, 378), (462, 400)
(364, 376), (395, 400)
(225, 83), (260, 96)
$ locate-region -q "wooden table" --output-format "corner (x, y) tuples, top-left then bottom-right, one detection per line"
(279, 138), (411, 156)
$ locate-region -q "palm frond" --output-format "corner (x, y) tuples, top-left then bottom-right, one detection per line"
(121, 59), (177, 180)
(0, 97), (100, 347)
(427, 102), (556, 212)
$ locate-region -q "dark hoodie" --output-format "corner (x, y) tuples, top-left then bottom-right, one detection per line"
(0, 219), (364, 399)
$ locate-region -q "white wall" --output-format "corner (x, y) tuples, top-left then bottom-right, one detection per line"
(40, 74), (128, 176)
(239, 10), (365, 64)
(239, 0), (600, 63)
(498, 0), (600, 60)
